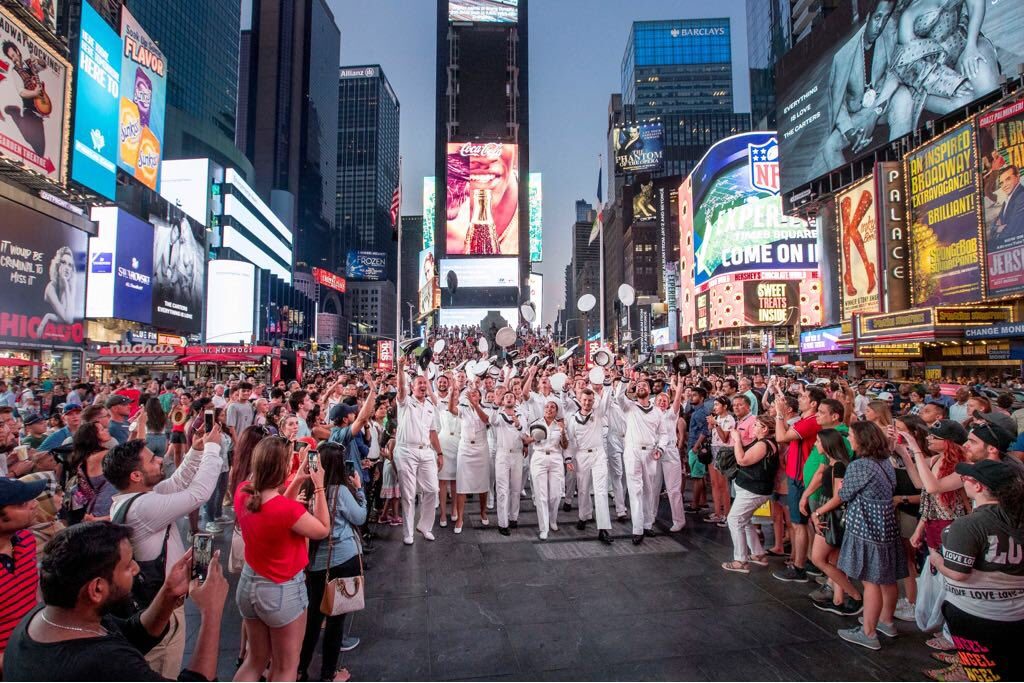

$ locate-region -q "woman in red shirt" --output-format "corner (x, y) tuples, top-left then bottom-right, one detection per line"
(234, 437), (329, 682)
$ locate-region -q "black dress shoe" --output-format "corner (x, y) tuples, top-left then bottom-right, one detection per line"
(509, 520), (518, 529)
(562, 502), (572, 512)
(632, 534), (644, 545)
(498, 526), (511, 536)
(644, 528), (656, 538)
(598, 530), (613, 545)
(576, 519), (587, 531)
(617, 514), (629, 522)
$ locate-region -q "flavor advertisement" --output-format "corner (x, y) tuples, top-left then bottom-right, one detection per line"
(836, 176), (881, 318)
(446, 142), (519, 256)
(905, 123), (982, 306)
(118, 7), (166, 191)
(978, 98), (1024, 298)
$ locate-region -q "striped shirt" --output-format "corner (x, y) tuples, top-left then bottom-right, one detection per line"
(0, 530), (39, 656)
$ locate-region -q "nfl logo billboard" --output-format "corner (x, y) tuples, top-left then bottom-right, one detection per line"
(748, 138), (780, 196)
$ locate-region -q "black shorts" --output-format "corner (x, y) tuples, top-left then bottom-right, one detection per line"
(169, 431), (187, 445)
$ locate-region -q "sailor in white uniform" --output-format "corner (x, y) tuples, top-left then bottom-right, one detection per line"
(394, 357), (444, 545)
(599, 380), (629, 520)
(615, 374), (666, 544)
(564, 387), (613, 544)
(490, 387), (529, 535)
(652, 381), (686, 533)
(527, 400), (568, 540)
(449, 380), (492, 532)
(434, 373), (460, 527)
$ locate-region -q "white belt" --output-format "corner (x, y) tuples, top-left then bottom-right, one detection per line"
(400, 442), (430, 450)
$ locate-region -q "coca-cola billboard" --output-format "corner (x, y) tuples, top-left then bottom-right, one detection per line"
(446, 142), (519, 256)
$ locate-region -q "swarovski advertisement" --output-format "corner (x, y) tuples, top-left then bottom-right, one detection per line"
(86, 207), (153, 324)
(691, 133), (817, 291)
(529, 172), (542, 262)
(978, 98), (1024, 298)
(837, 176), (881, 318)
(778, 0), (1024, 194)
(346, 250), (386, 281)
(906, 122), (982, 306)
(150, 207), (205, 334)
(0, 196), (86, 348)
(743, 281), (798, 326)
(613, 122), (664, 175)
(448, 0), (517, 23)
(446, 142), (519, 256)
(71, 1), (119, 199)
(0, 7), (70, 182)
(118, 7), (166, 191)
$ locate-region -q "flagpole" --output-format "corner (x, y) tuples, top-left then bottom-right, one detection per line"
(395, 157), (402, 340)
(598, 154), (605, 347)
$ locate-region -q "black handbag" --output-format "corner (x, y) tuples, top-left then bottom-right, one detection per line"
(822, 506), (846, 547)
(696, 439), (713, 466)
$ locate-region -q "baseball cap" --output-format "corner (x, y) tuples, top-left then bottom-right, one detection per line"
(105, 394), (132, 408)
(0, 476), (48, 506)
(954, 460), (1018, 491)
(22, 413), (45, 427)
(61, 403), (82, 415)
(329, 403), (359, 423)
(928, 419), (968, 445)
(972, 410), (1017, 438)
(969, 414), (1015, 452)
(876, 391), (894, 402)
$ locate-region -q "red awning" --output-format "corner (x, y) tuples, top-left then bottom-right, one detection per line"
(0, 358), (43, 367)
(177, 353), (263, 364)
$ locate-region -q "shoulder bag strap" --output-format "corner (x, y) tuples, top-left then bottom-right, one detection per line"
(325, 486), (337, 570)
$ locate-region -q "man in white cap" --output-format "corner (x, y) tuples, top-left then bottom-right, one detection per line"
(615, 371), (666, 544)
(564, 387), (613, 544)
(395, 357), (444, 545)
(489, 387), (529, 536)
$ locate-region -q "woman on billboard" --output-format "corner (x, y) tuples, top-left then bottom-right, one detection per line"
(35, 245), (78, 337)
(446, 142), (519, 255)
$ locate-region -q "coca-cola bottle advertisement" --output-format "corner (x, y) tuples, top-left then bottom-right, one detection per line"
(446, 142), (519, 255)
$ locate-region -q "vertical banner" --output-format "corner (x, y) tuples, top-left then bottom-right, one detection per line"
(528, 172), (542, 262)
(978, 99), (1024, 298)
(836, 176), (881, 318)
(639, 307), (651, 355)
(376, 339), (394, 372)
(119, 8), (166, 191)
(71, 1), (120, 198)
(422, 177), (435, 251)
(876, 162), (909, 312)
(906, 123), (983, 306)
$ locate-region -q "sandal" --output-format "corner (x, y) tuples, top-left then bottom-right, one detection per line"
(748, 555), (769, 567)
(923, 663), (968, 682)
(721, 561), (750, 574)
(333, 668), (352, 682)
(765, 548), (787, 557)
(926, 635), (955, 651)
(930, 652), (959, 665)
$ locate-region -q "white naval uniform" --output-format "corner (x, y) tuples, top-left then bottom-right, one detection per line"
(564, 406), (611, 531)
(395, 394), (440, 542)
(529, 418), (566, 537)
(651, 408), (685, 530)
(435, 393), (460, 481)
(561, 394), (581, 505)
(484, 402), (498, 508)
(456, 402), (491, 494)
(602, 386), (628, 517)
(616, 388), (665, 536)
(490, 407), (527, 528)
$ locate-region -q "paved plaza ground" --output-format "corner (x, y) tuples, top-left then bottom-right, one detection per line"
(187, 496), (936, 681)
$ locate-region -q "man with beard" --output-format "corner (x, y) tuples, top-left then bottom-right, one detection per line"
(616, 374), (667, 545)
(565, 388), (614, 545)
(102, 426), (224, 678)
(489, 387), (529, 536)
(3, 521), (228, 681)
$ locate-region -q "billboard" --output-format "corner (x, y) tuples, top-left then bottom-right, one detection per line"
(446, 142), (519, 255)
(422, 177), (435, 251)
(743, 280), (798, 326)
(418, 249), (438, 317)
(312, 267), (345, 294)
(978, 99), (1024, 298)
(528, 272), (543, 326)
(702, 277), (822, 332)
(71, 1), (119, 198)
(159, 159), (210, 225)
(206, 260), (255, 344)
(439, 257), (519, 289)
(0, 195), (86, 349)
(346, 250), (386, 281)
(118, 7), (166, 191)
(906, 122), (982, 306)
(800, 325), (843, 354)
(449, 0), (517, 23)
(613, 122), (664, 175)
(86, 207), (154, 324)
(837, 176), (881, 318)
(777, 0), (1024, 194)
(16, 0), (57, 34)
(376, 339), (394, 372)
(0, 7), (70, 182)
(691, 133), (817, 291)
(877, 162), (910, 311)
(529, 172), (542, 262)
(439, 307), (517, 328)
(150, 207), (205, 334)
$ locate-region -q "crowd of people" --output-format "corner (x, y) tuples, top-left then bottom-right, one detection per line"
(0, 326), (1022, 681)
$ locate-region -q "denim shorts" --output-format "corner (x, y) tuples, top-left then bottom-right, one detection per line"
(787, 477), (808, 524)
(236, 565), (308, 628)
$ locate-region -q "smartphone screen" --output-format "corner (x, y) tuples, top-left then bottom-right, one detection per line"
(204, 409), (214, 433)
(308, 451), (319, 472)
(191, 533), (214, 582)
(293, 440), (304, 453)
(344, 461), (357, 480)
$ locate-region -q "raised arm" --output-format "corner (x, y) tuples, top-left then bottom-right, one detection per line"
(350, 372), (377, 434)
(397, 357), (408, 402)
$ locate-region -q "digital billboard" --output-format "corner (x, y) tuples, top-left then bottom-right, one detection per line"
(800, 325), (843, 354)
(422, 177), (435, 251)
(118, 7), (166, 191)
(150, 207), (205, 334)
(17, 0), (57, 34)
(159, 159), (211, 225)
(978, 99), (1024, 298)
(743, 281), (798, 326)
(86, 207), (154, 324)
(702, 277), (822, 331)
(529, 172), (542, 262)
(0, 195), (87, 349)
(906, 122), (982, 306)
(206, 260), (255, 344)
(613, 122), (664, 175)
(691, 133), (817, 292)
(449, 0), (517, 23)
(777, 0), (1024, 194)
(312, 267), (345, 294)
(837, 176), (881, 318)
(418, 249), (438, 317)
(346, 250), (386, 281)
(439, 257), (519, 289)
(446, 142), (519, 255)
(439, 308), (518, 328)
(528, 272), (543, 326)
(71, 1), (120, 198)
(0, 7), (70, 183)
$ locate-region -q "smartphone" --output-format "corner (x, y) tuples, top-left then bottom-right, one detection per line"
(203, 409), (214, 433)
(293, 440), (304, 453)
(344, 461), (357, 480)
(191, 533), (214, 582)
(308, 451), (319, 472)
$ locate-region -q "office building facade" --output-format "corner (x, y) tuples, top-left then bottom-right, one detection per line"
(399, 215), (423, 336)
(746, 0), (792, 129)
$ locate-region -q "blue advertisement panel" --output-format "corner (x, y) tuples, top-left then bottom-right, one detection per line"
(346, 250), (386, 281)
(71, 2), (120, 198)
(118, 7), (166, 191)
(113, 211), (154, 323)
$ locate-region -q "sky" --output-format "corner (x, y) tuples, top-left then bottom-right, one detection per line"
(329, 0), (751, 324)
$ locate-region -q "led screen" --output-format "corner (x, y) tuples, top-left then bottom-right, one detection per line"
(439, 257), (519, 289)
(528, 272), (543, 325)
(422, 177), (435, 251)
(418, 249), (438, 317)
(346, 250), (386, 281)
(613, 122), (664, 175)
(150, 207), (205, 334)
(86, 207), (154, 324)
(206, 260), (255, 344)
(446, 142), (519, 255)
(978, 99), (1024, 298)
(529, 172), (542, 262)
(439, 308), (518, 328)
(118, 7), (167, 191)
(71, 1), (120, 198)
(449, 0), (517, 23)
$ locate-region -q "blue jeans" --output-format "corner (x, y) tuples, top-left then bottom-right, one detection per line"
(204, 471), (228, 522)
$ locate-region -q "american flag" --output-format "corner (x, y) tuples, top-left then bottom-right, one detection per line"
(390, 163), (402, 239)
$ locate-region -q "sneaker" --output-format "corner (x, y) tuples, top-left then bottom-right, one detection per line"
(926, 636), (956, 652)
(838, 626), (880, 651)
(702, 513), (721, 523)
(772, 566), (809, 583)
(805, 565), (824, 578)
(836, 598), (864, 617)
(204, 521), (223, 533)
(813, 601), (848, 616)
(809, 584), (834, 605)
(338, 636), (360, 652)
(858, 617), (898, 637)
(814, 573), (829, 586)
(894, 597), (916, 622)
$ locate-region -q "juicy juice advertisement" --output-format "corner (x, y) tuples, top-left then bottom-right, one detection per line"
(118, 8), (166, 191)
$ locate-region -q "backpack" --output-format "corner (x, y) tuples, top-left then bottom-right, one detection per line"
(111, 492), (172, 615)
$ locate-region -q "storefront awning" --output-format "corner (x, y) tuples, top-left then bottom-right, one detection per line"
(177, 353), (263, 364)
(92, 354), (184, 365)
(0, 358), (43, 367)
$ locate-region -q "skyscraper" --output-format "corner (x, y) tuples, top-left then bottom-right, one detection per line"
(572, 200), (599, 339)
(240, 0), (340, 272)
(746, 0), (791, 129)
(790, 0), (839, 45)
(336, 66), (401, 281)
(125, 0), (252, 177)
(399, 215), (424, 336)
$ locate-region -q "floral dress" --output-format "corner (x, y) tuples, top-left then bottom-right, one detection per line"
(837, 457), (909, 585)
